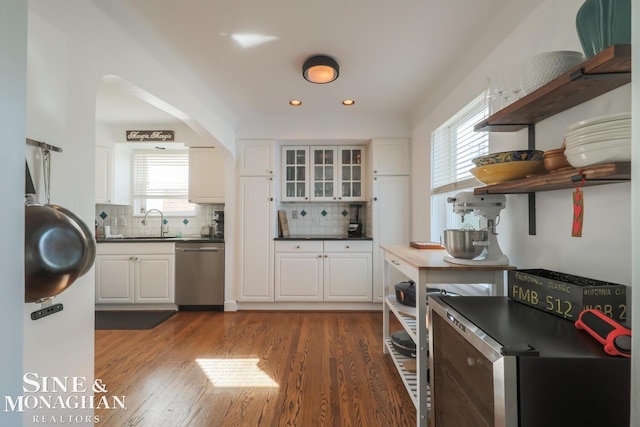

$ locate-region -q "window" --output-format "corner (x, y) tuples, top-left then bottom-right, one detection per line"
(132, 150), (196, 216)
(430, 93), (489, 238)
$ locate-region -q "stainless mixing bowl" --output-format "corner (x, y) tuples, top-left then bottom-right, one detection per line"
(443, 229), (487, 259)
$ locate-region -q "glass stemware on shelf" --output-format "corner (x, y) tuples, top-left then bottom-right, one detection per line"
(485, 63), (526, 114)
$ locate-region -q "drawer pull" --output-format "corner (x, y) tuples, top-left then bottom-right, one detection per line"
(295, 245), (301, 249)
(345, 245), (350, 249)
(391, 259), (401, 266)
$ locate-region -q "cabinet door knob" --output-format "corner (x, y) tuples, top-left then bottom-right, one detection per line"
(318, 254), (322, 258)
(374, 170), (378, 174)
(345, 245), (350, 249)
(269, 197), (274, 201)
(374, 197), (378, 201)
(305, 197), (308, 200)
(324, 255), (327, 258)
(295, 245), (300, 249)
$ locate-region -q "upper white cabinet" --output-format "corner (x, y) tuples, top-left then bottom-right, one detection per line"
(188, 147), (225, 203)
(95, 145), (131, 205)
(237, 139), (276, 176)
(281, 144), (366, 202)
(371, 138), (410, 176)
(282, 146), (310, 201)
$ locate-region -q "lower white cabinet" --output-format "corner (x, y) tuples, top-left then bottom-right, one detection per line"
(95, 243), (175, 304)
(274, 240), (372, 302)
(238, 176), (275, 302)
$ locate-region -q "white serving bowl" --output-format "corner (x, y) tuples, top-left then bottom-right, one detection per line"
(566, 146), (631, 168)
(564, 139), (631, 156)
(522, 51), (585, 94)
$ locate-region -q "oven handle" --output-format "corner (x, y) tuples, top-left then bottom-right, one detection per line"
(177, 248), (221, 252)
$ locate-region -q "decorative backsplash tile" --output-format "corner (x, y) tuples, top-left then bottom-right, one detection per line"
(280, 202), (367, 236)
(95, 203), (223, 237)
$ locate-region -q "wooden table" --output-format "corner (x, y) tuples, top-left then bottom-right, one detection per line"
(381, 244), (516, 427)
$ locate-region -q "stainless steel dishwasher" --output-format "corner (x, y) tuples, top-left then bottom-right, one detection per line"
(175, 242), (224, 310)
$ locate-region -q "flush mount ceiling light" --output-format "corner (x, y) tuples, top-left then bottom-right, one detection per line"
(302, 55), (339, 84)
(342, 99), (355, 106)
(289, 99), (302, 106)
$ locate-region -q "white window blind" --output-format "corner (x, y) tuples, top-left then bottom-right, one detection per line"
(431, 93), (489, 195)
(133, 150), (189, 199)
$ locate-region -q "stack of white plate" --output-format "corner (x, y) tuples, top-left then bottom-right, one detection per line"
(564, 112), (631, 168)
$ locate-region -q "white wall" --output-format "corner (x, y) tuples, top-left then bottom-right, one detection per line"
(0, 1), (238, 425)
(411, 0), (631, 283)
(0, 1), (27, 425)
(410, 0), (636, 419)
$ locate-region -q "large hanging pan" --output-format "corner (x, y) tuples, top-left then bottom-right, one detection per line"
(24, 146), (96, 303)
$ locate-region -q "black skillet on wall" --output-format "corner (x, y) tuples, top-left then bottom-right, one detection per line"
(24, 147), (96, 304)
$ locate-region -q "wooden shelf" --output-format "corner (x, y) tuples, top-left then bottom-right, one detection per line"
(473, 162), (631, 195)
(475, 45), (631, 132)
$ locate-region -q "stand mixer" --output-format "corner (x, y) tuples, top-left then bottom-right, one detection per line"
(443, 191), (509, 266)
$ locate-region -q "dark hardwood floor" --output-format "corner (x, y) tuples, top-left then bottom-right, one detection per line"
(95, 311), (416, 427)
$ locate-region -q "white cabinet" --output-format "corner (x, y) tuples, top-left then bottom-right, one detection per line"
(237, 139), (275, 176)
(371, 138), (411, 176)
(236, 139), (277, 304)
(95, 243), (175, 304)
(274, 240), (373, 302)
(281, 146), (310, 201)
(238, 176), (275, 301)
(188, 147), (225, 203)
(95, 145), (131, 205)
(370, 138), (411, 302)
(282, 145), (366, 202)
(274, 241), (323, 301)
(324, 241), (372, 301)
(336, 146), (366, 201)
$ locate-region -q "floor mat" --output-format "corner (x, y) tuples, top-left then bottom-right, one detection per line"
(95, 310), (177, 330)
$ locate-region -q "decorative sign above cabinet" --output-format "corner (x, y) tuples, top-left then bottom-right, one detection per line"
(125, 130), (175, 142)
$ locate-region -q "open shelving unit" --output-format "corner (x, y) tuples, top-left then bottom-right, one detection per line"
(475, 44), (630, 133)
(384, 295), (419, 405)
(472, 44), (631, 234)
(474, 161), (631, 195)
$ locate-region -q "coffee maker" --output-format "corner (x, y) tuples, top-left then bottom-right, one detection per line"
(347, 204), (363, 237)
(212, 210), (224, 239)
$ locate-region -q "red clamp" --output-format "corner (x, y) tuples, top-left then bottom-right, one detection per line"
(575, 309), (631, 358)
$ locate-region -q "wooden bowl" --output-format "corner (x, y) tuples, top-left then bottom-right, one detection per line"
(543, 149), (572, 173)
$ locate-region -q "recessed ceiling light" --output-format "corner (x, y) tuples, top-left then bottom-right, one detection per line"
(342, 99), (356, 106)
(289, 99), (302, 106)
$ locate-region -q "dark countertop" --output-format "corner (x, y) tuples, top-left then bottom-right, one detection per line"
(97, 236), (224, 243)
(274, 234), (372, 241)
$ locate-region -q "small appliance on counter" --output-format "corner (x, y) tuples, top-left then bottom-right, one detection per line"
(347, 204), (363, 237)
(443, 191), (509, 266)
(213, 210), (224, 239)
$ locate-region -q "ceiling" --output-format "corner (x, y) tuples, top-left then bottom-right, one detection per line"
(94, 0), (543, 126)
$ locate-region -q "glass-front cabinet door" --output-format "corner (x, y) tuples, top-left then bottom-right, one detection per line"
(311, 146), (337, 201)
(281, 146), (309, 201)
(338, 146), (365, 201)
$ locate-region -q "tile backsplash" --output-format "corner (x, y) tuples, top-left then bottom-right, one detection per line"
(279, 202), (368, 236)
(95, 203), (223, 237)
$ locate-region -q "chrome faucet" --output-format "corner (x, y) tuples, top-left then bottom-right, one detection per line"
(142, 209), (166, 237)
